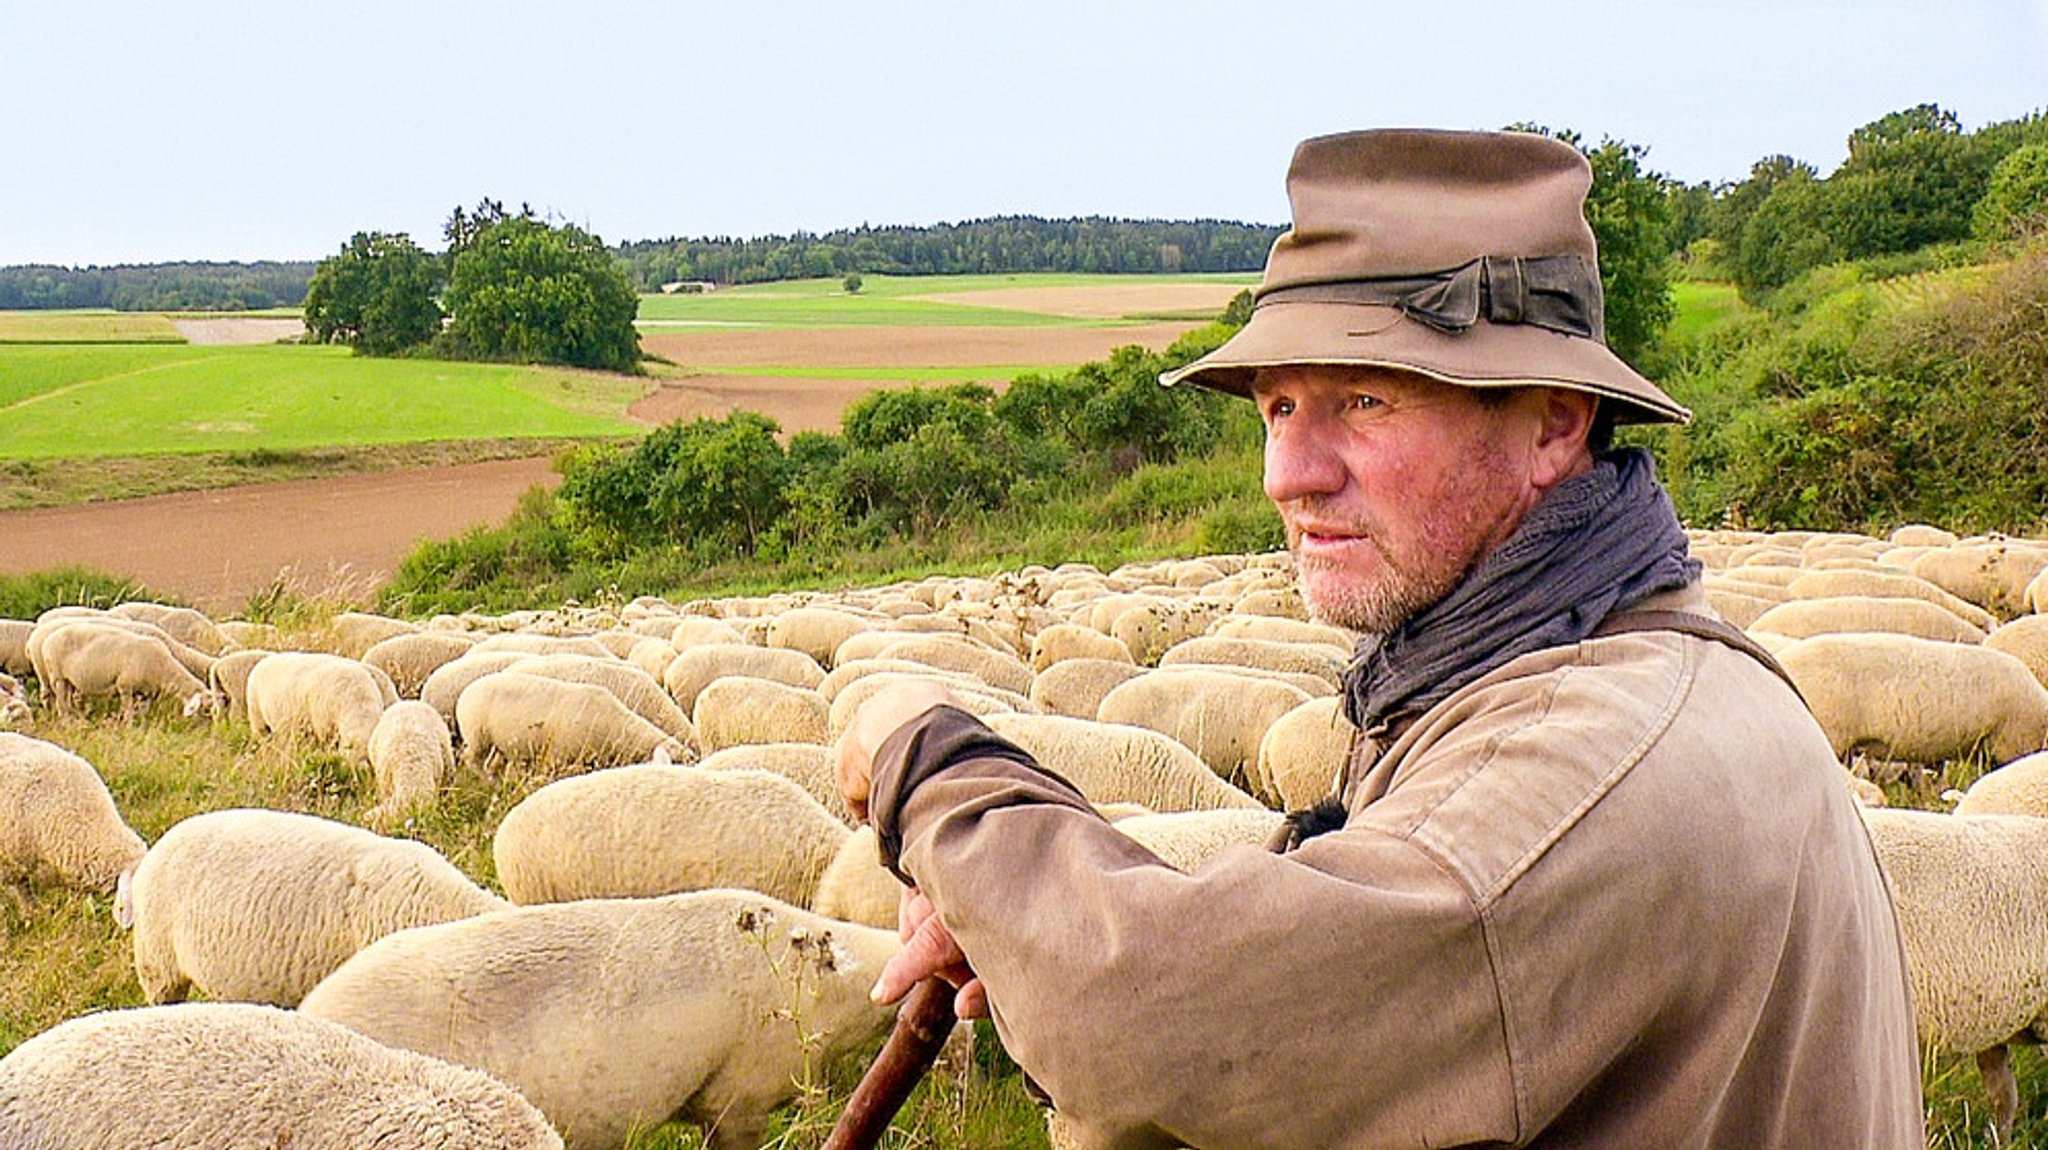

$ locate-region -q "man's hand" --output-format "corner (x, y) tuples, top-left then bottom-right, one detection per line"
(833, 678), (958, 823)
(874, 884), (988, 1019)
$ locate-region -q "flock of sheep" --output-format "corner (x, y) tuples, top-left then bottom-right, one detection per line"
(0, 522), (2046, 1148)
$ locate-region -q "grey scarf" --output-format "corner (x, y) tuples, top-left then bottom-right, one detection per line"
(1340, 447), (1699, 733)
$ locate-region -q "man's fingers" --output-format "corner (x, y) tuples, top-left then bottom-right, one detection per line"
(954, 977), (989, 1020)
(871, 911), (972, 1005)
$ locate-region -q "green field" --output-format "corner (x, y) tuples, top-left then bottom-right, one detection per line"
(635, 272), (1256, 328)
(0, 344), (644, 460)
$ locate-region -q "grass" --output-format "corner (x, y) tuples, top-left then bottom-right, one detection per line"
(635, 271), (1255, 328)
(1666, 279), (1753, 343)
(0, 310), (187, 344)
(0, 343), (645, 461)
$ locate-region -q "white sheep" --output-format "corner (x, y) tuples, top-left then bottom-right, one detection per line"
(1912, 542), (2048, 619)
(504, 652), (698, 747)
(1028, 623), (1135, 672)
(1861, 807), (2048, 1142)
(121, 807), (507, 1006)
(107, 600), (229, 655)
(0, 1002), (563, 1150)
(299, 889), (902, 1150)
(243, 651), (391, 760)
(1254, 694), (1360, 810)
(697, 741), (853, 824)
(1890, 523), (1960, 548)
(1783, 567), (1996, 632)
(827, 670), (1029, 740)
(811, 824), (899, 928)
(469, 632), (616, 660)
(0, 732), (146, 895)
(1985, 615), (2048, 690)
(28, 620), (215, 718)
(2029, 565), (2047, 615)
(367, 700), (458, 829)
(765, 605), (875, 669)
(1205, 613), (1357, 650)
(1096, 667), (1311, 790)
(457, 671), (685, 775)
(493, 765), (849, 907)
(1776, 633), (2048, 765)
(318, 610), (420, 658)
(874, 633), (1036, 696)
(662, 643), (826, 714)
(1029, 657), (1150, 719)
(1747, 595), (1987, 644)
(1954, 751), (2048, 818)
(1111, 807), (1286, 871)
(420, 650), (533, 730)
(1156, 634), (1348, 688)
(206, 647), (270, 721)
(363, 630), (480, 698)
(982, 712), (1264, 812)
(692, 675), (830, 752)
(0, 618), (33, 678)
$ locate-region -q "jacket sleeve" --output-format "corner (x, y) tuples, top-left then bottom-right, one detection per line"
(867, 706), (1519, 1150)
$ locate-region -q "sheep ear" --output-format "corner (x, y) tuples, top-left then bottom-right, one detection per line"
(113, 868), (135, 929)
(651, 743), (675, 767)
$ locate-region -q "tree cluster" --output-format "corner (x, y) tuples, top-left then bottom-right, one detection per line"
(301, 202), (641, 372)
(0, 262), (313, 311)
(612, 216), (1283, 290)
(1673, 105), (2048, 297)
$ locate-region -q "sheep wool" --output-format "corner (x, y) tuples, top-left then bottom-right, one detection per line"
(1776, 633), (2048, 765)
(1028, 657), (1149, 720)
(811, 824), (899, 927)
(0, 732), (146, 894)
(1861, 807), (2048, 1142)
(299, 890), (902, 1150)
(108, 600), (229, 655)
(1955, 751), (2048, 818)
(1255, 694), (1360, 811)
(1782, 567), (1996, 632)
(1156, 635), (1348, 689)
(1028, 623), (1135, 672)
(29, 621), (215, 718)
(874, 633), (1036, 697)
(766, 606), (875, 669)
(0, 618), (33, 678)
(1984, 615), (2048, 691)
(419, 650), (532, 729)
(493, 764), (850, 906)
(1747, 595), (1988, 645)
(0, 1003), (563, 1150)
(206, 648), (270, 721)
(692, 675), (830, 753)
(662, 643), (826, 714)
(363, 630), (480, 698)
(983, 712), (1264, 813)
(696, 741), (852, 823)
(1112, 807), (1286, 872)
(1097, 667), (1311, 790)
(124, 807), (507, 1006)
(367, 699), (458, 828)
(456, 671), (685, 775)
(244, 651), (392, 760)
(503, 652), (698, 746)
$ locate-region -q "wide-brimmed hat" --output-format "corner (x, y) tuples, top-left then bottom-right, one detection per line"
(1161, 128), (1689, 425)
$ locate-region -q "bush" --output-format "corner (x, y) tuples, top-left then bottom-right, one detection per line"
(1975, 144), (2048, 243)
(0, 567), (162, 620)
(558, 412), (790, 552)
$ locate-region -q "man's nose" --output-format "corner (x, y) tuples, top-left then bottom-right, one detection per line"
(1263, 415), (1349, 505)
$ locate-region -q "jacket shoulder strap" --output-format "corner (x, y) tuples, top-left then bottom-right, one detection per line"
(1591, 608), (1807, 709)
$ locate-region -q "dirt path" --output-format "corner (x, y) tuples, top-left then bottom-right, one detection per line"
(0, 458), (559, 613)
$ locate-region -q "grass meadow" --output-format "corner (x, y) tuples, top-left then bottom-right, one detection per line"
(635, 271), (1256, 327)
(0, 310), (186, 344)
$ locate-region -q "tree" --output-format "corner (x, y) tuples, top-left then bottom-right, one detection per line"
(301, 232), (444, 355)
(441, 211), (641, 372)
(1827, 103), (1990, 257)
(843, 272), (863, 294)
(1974, 143), (2048, 242)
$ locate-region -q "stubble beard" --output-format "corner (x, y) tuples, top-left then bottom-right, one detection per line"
(1294, 534), (1466, 635)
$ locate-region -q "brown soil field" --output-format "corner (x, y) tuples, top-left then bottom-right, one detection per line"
(639, 321), (1203, 368)
(170, 317), (307, 345)
(906, 281), (1247, 319)
(0, 458), (560, 614)
(626, 374), (997, 435)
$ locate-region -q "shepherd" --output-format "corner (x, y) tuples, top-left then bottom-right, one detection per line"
(834, 128), (1922, 1149)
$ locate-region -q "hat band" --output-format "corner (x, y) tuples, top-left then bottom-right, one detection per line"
(1255, 254), (1605, 342)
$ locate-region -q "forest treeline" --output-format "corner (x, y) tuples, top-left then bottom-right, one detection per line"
(0, 261), (315, 311)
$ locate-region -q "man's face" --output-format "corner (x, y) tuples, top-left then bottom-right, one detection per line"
(1253, 364), (1568, 634)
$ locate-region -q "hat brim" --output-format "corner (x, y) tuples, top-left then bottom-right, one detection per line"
(1160, 299), (1691, 426)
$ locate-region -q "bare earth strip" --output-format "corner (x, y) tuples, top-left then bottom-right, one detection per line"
(628, 374), (988, 435)
(0, 458), (560, 613)
(905, 282), (1246, 319)
(639, 321), (1204, 368)
(170, 317), (308, 345)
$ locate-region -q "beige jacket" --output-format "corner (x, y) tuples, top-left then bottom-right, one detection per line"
(870, 585), (1922, 1149)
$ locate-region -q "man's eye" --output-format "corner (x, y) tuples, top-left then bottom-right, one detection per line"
(1347, 394), (1381, 411)
(1265, 397), (1295, 420)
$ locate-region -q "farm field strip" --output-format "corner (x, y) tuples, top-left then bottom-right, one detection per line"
(0, 310), (185, 343)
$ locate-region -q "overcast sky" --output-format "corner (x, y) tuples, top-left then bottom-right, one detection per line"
(3, 1), (2045, 267)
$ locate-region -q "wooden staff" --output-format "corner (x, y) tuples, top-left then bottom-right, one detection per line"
(821, 977), (960, 1150)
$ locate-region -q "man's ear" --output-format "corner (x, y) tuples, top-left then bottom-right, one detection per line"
(1528, 388), (1599, 489)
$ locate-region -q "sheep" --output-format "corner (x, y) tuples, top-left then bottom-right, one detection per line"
(2029, 566), (2048, 615)
(662, 643), (825, 714)
(493, 765), (850, 907)
(1232, 586), (1307, 619)
(28, 620), (216, 718)
(1912, 542), (2048, 619)
(874, 633), (1036, 696)
(1703, 586), (1780, 630)
(0, 732), (146, 896)
(299, 889), (902, 1150)
(1955, 751), (2048, 818)
(1890, 523), (1960, 548)
(366, 700), (458, 829)
(670, 615), (749, 650)
(982, 712), (1264, 813)
(420, 650), (533, 730)
(816, 657), (1005, 704)
(766, 605), (875, 669)
(828, 671), (1030, 740)
(1985, 615), (2048, 690)
(692, 676), (830, 753)
(207, 647), (270, 720)
(470, 632), (617, 660)
(697, 741), (853, 824)
(1255, 695), (1360, 810)
(1775, 634), (2048, 766)
(504, 652), (698, 746)
(107, 600), (229, 655)
(1860, 807), (2048, 1142)
(0, 678), (26, 731)
(0, 618), (33, 677)
(811, 825), (900, 927)
(1747, 595), (1988, 645)
(1028, 623), (1135, 672)
(1205, 613), (1358, 651)
(1097, 667), (1312, 789)
(1109, 599), (1204, 666)
(626, 635), (679, 681)
(456, 671), (685, 775)
(120, 807), (506, 1006)
(1112, 807), (1286, 871)
(0, 1002), (564, 1150)
(1156, 634), (1348, 689)
(243, 651), (391, 760)
(1783, 567), (1997, 632)
(1029, 657), (1150, 719)
(319, 609), (420, 658)
(363, 630), (480, 698)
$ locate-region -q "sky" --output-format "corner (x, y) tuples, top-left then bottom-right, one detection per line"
(3, 1), (2045, 268)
